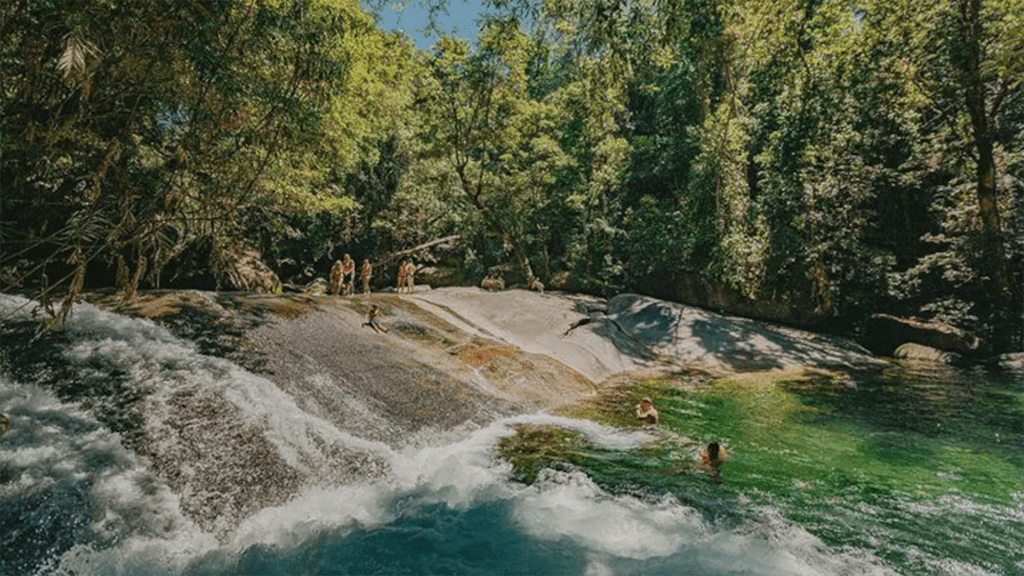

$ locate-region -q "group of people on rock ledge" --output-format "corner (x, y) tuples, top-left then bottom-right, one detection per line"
(329, 255), (415, 296)
(636, 395), (730, 482)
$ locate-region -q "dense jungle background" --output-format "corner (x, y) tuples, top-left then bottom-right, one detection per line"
(2, 0), (1022, 352)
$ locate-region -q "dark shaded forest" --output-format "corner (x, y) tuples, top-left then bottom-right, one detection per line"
(2, 0), (1021, 352)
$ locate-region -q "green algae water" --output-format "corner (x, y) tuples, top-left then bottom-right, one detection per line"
(561, 366), (1024, 576)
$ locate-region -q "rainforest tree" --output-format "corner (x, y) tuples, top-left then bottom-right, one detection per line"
(1, 0), (381, 313)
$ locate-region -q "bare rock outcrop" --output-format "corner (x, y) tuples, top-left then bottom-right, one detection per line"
(894, 342), (967, 365)
(860, 313), (983, 358)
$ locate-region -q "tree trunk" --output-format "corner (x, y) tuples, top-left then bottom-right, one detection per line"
(507, 229), (534, 283)
(957, 0), (1012, 305)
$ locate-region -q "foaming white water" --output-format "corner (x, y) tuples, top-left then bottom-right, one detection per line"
(7, 387), (896, 576)
(516, 468), (702, 558)
(1, 294), (393, 475)
(221, 413), (650, 555)
(512, 468), (896, 576)
(0, 377), (217, 576)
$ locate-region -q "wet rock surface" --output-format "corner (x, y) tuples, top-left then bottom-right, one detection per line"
(241, 296), (531, 447)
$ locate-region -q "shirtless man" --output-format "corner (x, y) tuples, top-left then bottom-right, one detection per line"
(636, 396), (658, 427)
(405, 260), (415, 293)
(527, 274), (544, 294)
(396, 260), (408, 293)
(360, 259), (373, 295)
(329, 260), (344, 295)
(341, 254), (356, 296)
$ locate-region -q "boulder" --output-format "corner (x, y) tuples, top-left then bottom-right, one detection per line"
(642, 270), (831, 330)
(894, 342), (966, 365)
(223, 249), (282, 293)
(988, 352), (1024, 374)
(161, 240), (281, 293)
(860, 313), (983, 357)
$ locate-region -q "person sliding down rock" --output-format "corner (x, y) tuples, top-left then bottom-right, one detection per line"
(363, 304), (390, 333)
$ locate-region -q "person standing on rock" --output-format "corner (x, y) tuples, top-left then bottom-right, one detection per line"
(636, 396), (659, 427)
(360, 259), (373, 295)
(406, 260), (416, 293)
(527, 274), (544, 294)
(329, 260), (344, 295)
(396, 260), (408, 293)
(341, 253), (356, 296)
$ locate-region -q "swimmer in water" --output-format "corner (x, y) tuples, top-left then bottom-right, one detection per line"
(0, 413), (9, 440)
(698, 441), (729, 482)
(635, 396), (659, 427)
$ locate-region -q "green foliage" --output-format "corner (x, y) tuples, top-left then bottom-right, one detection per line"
(495, 424), (588, 484)
(1, 0), (383, 304)
(409, 20), (575, 282)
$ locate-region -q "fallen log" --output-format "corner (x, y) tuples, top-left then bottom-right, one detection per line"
(376, 235), (460, 267)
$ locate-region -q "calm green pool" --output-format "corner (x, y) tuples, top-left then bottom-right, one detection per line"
(555, 365), (1024, 575)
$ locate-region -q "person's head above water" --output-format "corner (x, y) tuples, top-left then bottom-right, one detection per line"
(707, 442), (721, 461)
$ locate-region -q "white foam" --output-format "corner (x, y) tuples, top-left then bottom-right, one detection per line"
(196, 416), (897, 576)
(0, 377), (217, 576)
(515, 469), (700, 559)
(16, 296), (394, 477)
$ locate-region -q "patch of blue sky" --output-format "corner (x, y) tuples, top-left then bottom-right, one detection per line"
(364, 0), (489, 51)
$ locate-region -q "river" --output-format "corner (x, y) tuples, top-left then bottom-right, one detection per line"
(0, 294), (1021, 576)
